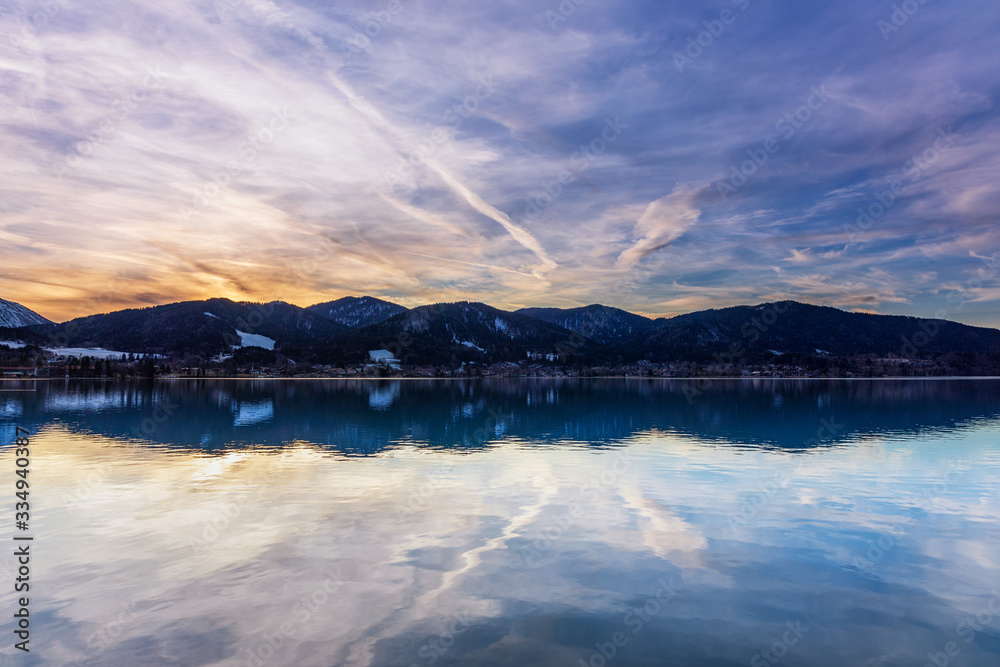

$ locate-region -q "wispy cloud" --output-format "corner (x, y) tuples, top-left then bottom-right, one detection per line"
(616, 186), (705, 269)
(0, 0), (997, 326)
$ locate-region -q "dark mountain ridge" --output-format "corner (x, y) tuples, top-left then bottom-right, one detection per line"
(515, 304), (655, 345)
(306, 296), (407, 328)
(11, 299), (346, 358)
(287, 301), (601, 367)
(642, 301), (1000, 363)
(3, 296), (999, 373)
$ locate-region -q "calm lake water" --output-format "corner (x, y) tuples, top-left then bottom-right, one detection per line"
(1, 378), (999, 666)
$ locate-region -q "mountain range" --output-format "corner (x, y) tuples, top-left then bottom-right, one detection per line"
(0, 297), (51, 328)
(2, 296), (999, 372)
(306, 296), (408, 328)
(282, 302), (603, 368)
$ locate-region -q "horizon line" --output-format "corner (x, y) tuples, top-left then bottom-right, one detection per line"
(4, 294), (998, 331)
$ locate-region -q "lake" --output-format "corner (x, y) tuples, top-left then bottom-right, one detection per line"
(1, 378), (999, 666)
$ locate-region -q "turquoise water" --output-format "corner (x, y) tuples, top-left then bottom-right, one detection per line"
(1, 379), (999, 666)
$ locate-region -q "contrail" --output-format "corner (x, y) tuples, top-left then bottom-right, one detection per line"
(379, 193), (472, 238)
(324, 72), (557, 277)
(397, 250), (536, 277)
(422, 159), (558, 277)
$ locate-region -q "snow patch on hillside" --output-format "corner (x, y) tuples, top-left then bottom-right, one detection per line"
(233, 330), (276, 350)
(50, 347), (151, 359)
(2, 341), (164, 359)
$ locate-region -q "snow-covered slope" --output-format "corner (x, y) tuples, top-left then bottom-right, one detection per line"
(307, 296), (407, 328)
(0, 298), (52, 328)
(233, 330), (276, 350)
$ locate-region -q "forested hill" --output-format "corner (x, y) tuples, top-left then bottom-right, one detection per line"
(2, 297), (998, 373)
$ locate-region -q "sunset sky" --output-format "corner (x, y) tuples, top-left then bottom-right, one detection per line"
(1, 0), (998, 326)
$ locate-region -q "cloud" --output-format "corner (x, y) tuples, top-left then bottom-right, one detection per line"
(0, 0), (998, 327)
(324, 71), (557, 276)
(378, 193), (473, 238)
(616, 186), (705, 269)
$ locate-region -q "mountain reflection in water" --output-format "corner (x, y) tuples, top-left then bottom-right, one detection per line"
(4, 378), (999, 453)
(0, 379), (998, 666)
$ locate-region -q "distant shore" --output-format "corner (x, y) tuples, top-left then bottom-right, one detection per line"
(5, 374), (1000, 381)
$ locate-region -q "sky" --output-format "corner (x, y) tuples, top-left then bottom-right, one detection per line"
(0, 0), (998, 326)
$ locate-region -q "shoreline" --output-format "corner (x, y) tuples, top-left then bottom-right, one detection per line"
(4, 376), (1000, 382)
